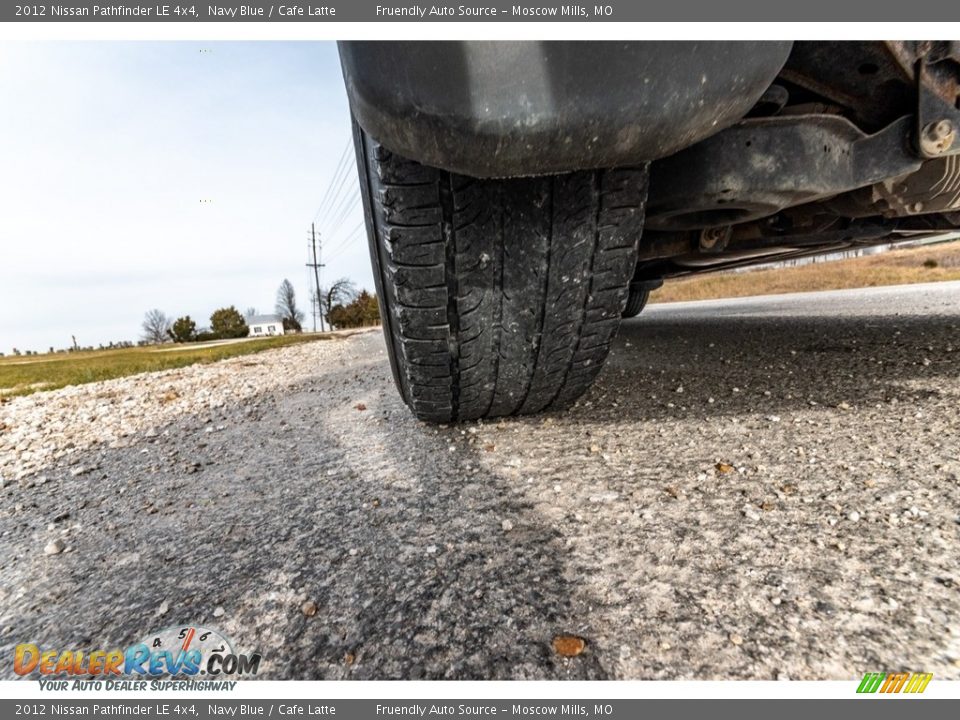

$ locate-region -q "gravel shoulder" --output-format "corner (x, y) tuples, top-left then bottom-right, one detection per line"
(1, 284), (959, 680)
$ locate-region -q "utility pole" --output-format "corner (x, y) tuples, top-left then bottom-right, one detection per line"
(306, 222), (325, 332)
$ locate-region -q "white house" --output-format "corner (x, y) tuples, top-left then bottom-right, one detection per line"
(248, 314), (285, 337)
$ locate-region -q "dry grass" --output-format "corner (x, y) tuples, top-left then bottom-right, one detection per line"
(651, 238), (960, 304)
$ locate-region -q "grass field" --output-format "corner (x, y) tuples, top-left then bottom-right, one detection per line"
(651, 238), (960, 304)
(0, 334), (333, 399)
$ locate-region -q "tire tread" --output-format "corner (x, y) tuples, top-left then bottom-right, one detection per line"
(359, 129), (647, 422)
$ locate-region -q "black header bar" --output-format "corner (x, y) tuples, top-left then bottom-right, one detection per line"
(5, 1), (960, 22)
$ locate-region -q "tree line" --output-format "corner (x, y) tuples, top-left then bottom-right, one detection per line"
(141, 278), (381, 344)
(327, 289), (380, 329)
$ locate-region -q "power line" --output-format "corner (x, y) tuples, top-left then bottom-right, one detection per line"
(306, 222), (325, 333)
(312, 140), (351, 224)
(321, 184), (358, 232)
(323, 219), (366, 263)
(327, 217), (365, 251)
(305, 138), (363, 329)
(317, 163), (356, 234)
(312, 153), (347, 224)
(315, 144), (354, 225)
(304, 139), (350, 332)
(321, 187), (361, 240)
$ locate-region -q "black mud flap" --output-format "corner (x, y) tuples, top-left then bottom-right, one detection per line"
(339, 41), (792, 178)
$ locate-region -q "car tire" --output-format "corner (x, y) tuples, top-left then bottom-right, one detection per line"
(621, 287), (650, 318)
(354, 121), (649, 422)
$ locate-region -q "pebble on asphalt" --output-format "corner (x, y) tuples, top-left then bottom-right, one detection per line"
(43, 538), (65, 555)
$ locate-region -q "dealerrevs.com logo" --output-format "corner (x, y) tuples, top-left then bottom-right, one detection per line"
(856, 672), (933, 694)
(14, 625), (261, 690)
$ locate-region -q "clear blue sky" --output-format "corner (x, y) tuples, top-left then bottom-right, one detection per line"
(0, 41), (371, 353)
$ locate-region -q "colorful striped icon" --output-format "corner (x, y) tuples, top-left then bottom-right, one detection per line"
(857, 672), (933, 694)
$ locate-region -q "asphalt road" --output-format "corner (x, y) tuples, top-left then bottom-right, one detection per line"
(2, 282), (959, 680)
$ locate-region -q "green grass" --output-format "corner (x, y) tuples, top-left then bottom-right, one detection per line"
(0, 334), (334, 399)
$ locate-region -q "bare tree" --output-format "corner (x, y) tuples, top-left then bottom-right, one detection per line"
(275, 279), (305, 331)
(245, 307), (259, 319)
(141, 309), (171, 344)
(319, 278), (357, 327)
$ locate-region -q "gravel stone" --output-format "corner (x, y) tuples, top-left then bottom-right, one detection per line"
(43, 539), (65, 555)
